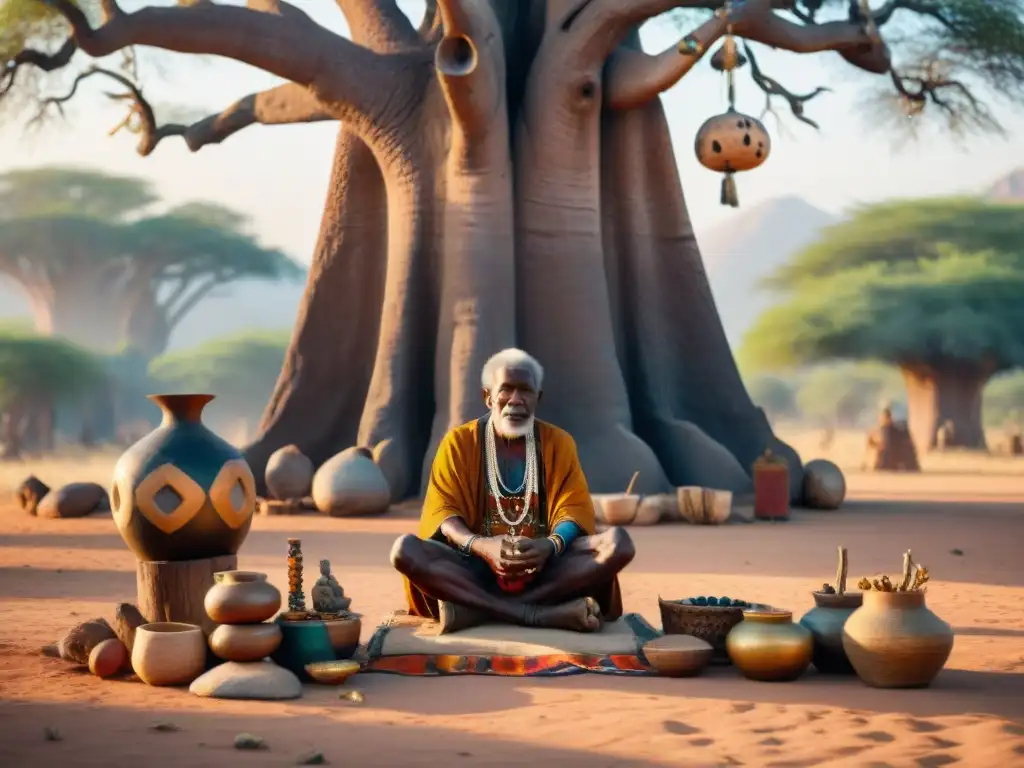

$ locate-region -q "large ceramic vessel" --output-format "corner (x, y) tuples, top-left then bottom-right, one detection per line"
(204, 571), (282, 624)
(111, 394), (256, 561)
(726, 609), (813, 682)
(842, 590), (953, 688)
(132, 622), (206, 686)
(799, 591), (862, 674)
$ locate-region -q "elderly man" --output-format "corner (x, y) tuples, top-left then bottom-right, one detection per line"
(390, 348), (635, 634)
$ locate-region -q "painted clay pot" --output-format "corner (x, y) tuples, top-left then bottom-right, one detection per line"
(271, 618), (336, 681)
(842, 590), (953, 688)
(209, 622), (282, 662)
(111, 394), (256, 561)
(727, 609), (813, 682)
(132, 622), (206, 686)
(799, 591), (862, 674)
(204, 571), (282, 625)
(312, 447), (391, 517)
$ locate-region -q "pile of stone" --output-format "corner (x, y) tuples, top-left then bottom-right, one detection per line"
(44, 603), (147, 678)
(263, 444), (391, 517)
(16, 475), (110, 519)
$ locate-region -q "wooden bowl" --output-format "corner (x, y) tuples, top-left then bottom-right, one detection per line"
(677, 487), (732, 525)
(592, 493), (640, 526)
(643, 635), (714, 677)
(305, 660), (360, 685)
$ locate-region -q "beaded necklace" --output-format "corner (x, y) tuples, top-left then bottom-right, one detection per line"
(484, 418), (538, 535)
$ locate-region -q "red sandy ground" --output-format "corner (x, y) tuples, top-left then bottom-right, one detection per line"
(1, 483), (1023, 767)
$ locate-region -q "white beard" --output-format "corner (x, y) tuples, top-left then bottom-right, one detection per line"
(494, 412), (534, 439)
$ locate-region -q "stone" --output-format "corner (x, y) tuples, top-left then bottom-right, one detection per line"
(89, 638), (129, 678)
(15, 475), (50, 516)
(58, 618), (116, 665)
(803, 459), (846, 510)
(234, 733), (268, 750)
(113, 603), (147, 653)
(36, 482), (109, 519)
(266, 445), (315, 501)
(190, 661), (302, 700)
(312, 447), (391, 517)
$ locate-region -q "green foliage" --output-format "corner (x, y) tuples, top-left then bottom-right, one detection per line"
(793, 363), (903, 426)
(743, 197), (1024, 374)
(0, 166), (158, 220)
(0, 327), (105, 409)
(746, 375), (798, 419)
(764, 198), (1024, 289)
(148, 330), (290, 419)
(983, 370), (1024, 426)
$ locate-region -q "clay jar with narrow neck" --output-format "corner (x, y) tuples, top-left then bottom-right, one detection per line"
(799, 591), (863, 674)
(111, 394), (257, 562)
(205, 571), (282, 625)
(842, 589), (953, 688)
(726, 609), (813, 682)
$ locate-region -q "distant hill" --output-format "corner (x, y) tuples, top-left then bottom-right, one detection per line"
(699, 196), (839, 347)
(986, 168), (1024, 201)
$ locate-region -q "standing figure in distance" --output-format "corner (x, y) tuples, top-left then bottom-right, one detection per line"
(390, 348), (635, 634)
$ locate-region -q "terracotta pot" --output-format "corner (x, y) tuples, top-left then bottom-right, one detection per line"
(132, 622), (206, 686)
(323, 615), (362, 659)
(593, 494), (639, 526)
(111, 394), (256, 561)
(799, 591), (862, 674)
(209, 622), (283, 662)
(312, 447), (391, 516)
(726, 609), (813, 682)
(842, 590), (953, 688)
(204, 570), (282, 625)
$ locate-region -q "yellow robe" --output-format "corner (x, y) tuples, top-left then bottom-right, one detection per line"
(404, 418), (607, 618)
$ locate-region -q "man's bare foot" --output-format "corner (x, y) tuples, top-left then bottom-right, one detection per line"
(535, 597), (603, 633)
(438, 600), (489, 634)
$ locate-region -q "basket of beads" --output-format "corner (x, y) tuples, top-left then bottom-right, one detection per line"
(659, 595), (760, 663)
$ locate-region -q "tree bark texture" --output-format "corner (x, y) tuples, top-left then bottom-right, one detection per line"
(135, 554), (237, 636)
(40, 0), (890, 502)
(901, 363), (992, 452)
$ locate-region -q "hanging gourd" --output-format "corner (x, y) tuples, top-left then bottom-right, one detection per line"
(694, 2), (771, 208)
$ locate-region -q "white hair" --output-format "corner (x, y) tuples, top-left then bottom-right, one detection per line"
(480, 348), (544, 391)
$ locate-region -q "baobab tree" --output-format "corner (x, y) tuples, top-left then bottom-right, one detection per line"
(3, 0), (1022, 500)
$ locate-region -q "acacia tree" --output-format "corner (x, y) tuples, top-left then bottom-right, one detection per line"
(0, 169), (302, 357)
(743, 200), (1024, 450)
(4, 0), (1023, 500)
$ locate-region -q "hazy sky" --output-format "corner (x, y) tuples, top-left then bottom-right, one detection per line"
(3, 0), (1021, 264)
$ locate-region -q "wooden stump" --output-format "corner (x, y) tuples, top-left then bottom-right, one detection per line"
(136, 554), (237, 636)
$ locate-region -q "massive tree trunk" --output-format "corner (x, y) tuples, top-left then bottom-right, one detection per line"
(35, 0), (886, 502)
(901, 362), (993, 452)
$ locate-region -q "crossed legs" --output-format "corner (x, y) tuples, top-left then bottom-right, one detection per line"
(390, 527), (635, 633)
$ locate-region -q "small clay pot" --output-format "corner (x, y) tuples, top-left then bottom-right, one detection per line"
(323, 615), (362, 659)
(204, 571), (282, 625)
(209, 622), (283, 663)
(132, 622), (206, 686)
(593, 494), (639, 526)
(799, 591), (862, 674)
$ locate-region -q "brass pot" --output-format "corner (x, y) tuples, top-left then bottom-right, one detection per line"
(799, 591), (862, 674)
(726, 609), (812, 682)
(208, 622), (282, 662)
(842, 589), (953, 688)
(204, 571), (282, 625)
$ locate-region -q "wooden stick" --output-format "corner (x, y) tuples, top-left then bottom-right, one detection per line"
(624, 471), (640, 496)
(836, 545), (848, 595)
(898, 549), (914, 591)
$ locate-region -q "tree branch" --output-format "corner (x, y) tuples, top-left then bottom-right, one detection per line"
(41, 0), (387, 119)
(434, 0), (501, 135)
(744, 42), (830, 127)
(165, 272), (228, 328)
(1, 38), (77, 97)
(604, 13), (730, 110)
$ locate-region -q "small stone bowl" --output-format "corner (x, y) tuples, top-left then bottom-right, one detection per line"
(305, 660), (361, 685)
(642, 634), (714, 677)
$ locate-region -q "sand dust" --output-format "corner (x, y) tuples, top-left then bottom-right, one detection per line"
(1, 452), (1023, 767)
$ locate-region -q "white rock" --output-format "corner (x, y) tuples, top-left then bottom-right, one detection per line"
(265, 445), (314, 500)
(189, 661), (302, 700)
(312, 447), (391, 516)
